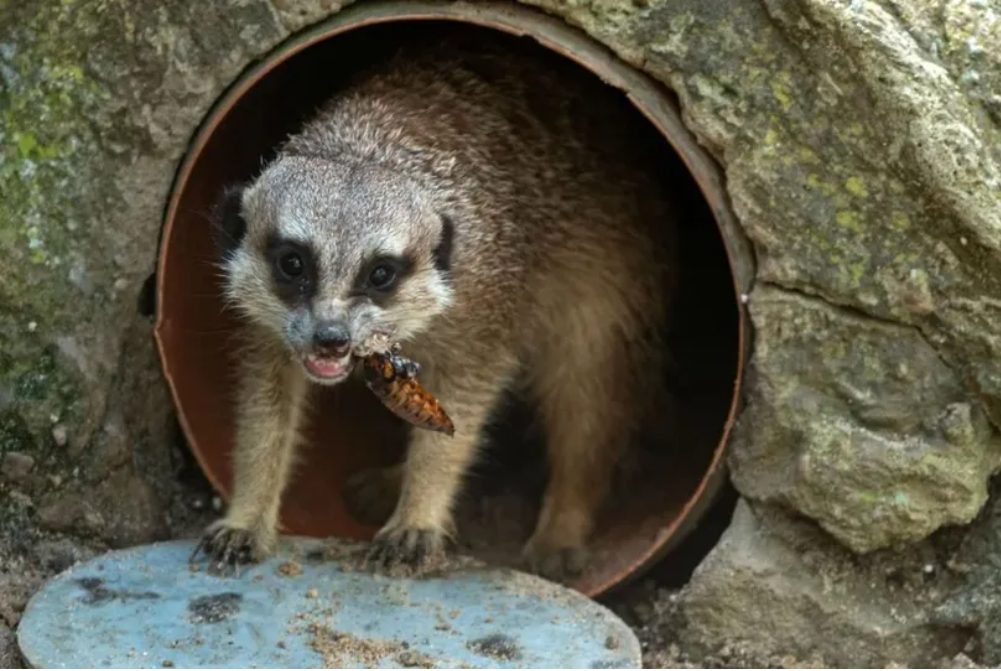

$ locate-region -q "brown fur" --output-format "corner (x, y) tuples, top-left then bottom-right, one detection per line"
(194, 33), (678, 582)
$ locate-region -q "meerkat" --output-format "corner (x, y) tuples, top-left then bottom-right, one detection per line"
(193, 31), (678, 582)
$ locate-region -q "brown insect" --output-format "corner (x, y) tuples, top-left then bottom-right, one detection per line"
(360, 346), (455, 437)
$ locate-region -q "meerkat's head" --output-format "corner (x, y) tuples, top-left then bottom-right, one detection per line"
(211, 156), (455, 386)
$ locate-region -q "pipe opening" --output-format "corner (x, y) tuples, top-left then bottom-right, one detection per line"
(155, 3), (747, 597)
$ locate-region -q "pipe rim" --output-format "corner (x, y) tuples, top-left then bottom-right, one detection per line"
(154, 0), (752, 597)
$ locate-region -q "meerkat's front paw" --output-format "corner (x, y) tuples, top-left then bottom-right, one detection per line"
(190, 519), (275, 576)
(522, 536), (588, 584)
(367, 525), (447, 576)
(343, 466), (401, 527)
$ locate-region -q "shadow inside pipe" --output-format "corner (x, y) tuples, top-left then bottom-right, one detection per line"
(157, 21), (740, 595)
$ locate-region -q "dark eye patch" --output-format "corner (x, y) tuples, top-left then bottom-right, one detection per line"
(433, 214), (455, 275)
(352, 254), (414, 302)
(210, 184), (248, 258)
(264, 234), (318, 305)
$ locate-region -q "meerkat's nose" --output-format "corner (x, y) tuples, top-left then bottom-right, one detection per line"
(313, 321), (351, 357)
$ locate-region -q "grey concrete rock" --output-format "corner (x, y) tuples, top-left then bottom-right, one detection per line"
(30, 538), (96, 574)
(2, 0), (1001, 665)
(1, 453), (34, 482)
(0, 623), (24, 669)
(0, 0), (289, 575)
(271, 0), (356, 32)
(936, 480), (1001, 666)
(676, 500), (971, 667)
(50, 425), (67, 449)
(0, 0), (995, 556)
(37, 469), (168, 548)
(731, 286), (1001, 552)
(524, 0), (1001, 547)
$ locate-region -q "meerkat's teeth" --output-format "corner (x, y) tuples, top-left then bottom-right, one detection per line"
(303, 353), (353, 382)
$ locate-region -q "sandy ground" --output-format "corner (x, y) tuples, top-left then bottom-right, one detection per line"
(0, 446), (987, 669)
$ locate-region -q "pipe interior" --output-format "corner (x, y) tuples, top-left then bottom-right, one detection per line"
(157, 20), (741, 595)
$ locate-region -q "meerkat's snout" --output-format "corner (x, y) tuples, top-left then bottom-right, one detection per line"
(302, 319), (354, 384)
(296, 322), (352, 388)
(312, 320), (350, 356)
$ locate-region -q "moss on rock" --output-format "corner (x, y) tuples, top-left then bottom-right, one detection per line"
(732, 286), (1001, 552)
(524, 0), (1001, 542)
(3, 0), (1001, 663)
(517, 0), (1001, 661)
(0, 0), (287, 541)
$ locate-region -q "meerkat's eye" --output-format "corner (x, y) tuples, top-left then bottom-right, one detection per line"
(368, 264), (397, 291)
(265, 236), (315, 303)
(354, 255), (411, 298)
(278, 252), (304, 279)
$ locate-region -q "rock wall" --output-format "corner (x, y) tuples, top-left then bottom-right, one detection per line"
(2, 0), (1000, 666)
(0, 1), (296, 663)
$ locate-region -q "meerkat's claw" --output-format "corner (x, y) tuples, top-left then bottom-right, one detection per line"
(367, 527), (446, 576)
(523, 542), (588, 584)
(215, 537), (253, 577)
(191, 522), (262, 577)
(189, 535), (210, 564)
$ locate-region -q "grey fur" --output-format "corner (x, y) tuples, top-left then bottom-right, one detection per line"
(199, 33), (679, 582)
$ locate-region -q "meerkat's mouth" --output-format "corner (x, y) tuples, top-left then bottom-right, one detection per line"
(302, 353), (353, 384)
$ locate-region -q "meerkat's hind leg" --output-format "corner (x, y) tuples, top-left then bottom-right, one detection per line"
(523, 306), (653, 583)
(343, 463), (403, 527)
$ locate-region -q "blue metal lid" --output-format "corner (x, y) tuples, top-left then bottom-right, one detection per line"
(18, 538), (640, 668)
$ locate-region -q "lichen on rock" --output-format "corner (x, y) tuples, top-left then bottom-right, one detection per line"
(271, 0), (357, 32)
(2, 0), (1001, 665)
(675, 500), (971, 668)
(528, 0), (1001, 541)
(518, 0), (1001, 662)
(0, 0), (288, 564)
(732, 286), (1001, 552)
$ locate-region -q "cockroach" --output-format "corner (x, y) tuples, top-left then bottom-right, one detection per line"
(361, 346), (455, 437)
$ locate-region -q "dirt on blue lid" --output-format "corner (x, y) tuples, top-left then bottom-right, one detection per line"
(17, 537), (641, 669)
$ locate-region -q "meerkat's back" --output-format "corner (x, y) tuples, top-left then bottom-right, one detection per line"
(197, 28), (679, 582)
(322, 33), (679, 578)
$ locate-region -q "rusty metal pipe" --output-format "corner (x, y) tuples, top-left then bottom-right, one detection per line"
(154, 0), (752, 597)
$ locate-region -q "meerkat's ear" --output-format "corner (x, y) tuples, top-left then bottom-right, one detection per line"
(433, 214), (455, 274)
(210, 184), (248, 256)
